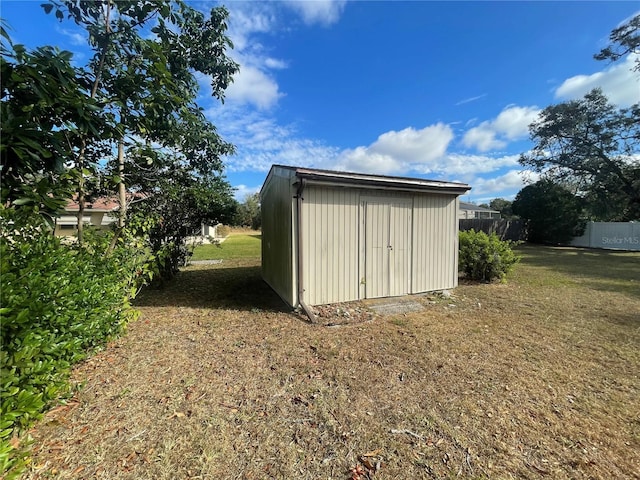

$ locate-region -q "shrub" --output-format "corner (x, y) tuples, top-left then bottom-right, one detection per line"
(459, 229), (520, 282)
(0, 209), (150, 477)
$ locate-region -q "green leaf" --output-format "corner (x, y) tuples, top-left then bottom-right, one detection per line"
(41, 3), (53, 15)
(12, 198), (34, 206)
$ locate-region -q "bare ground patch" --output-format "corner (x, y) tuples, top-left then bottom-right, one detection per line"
(23, 248), (640, 479)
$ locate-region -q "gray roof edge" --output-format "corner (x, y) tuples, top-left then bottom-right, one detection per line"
(459, 201), (500, 213)
(270, 164), (471, 194)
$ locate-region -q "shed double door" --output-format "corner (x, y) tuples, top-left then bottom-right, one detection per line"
(363, 199), (412, 298)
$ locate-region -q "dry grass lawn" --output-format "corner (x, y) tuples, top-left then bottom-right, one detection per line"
(23, 244), (640, 479)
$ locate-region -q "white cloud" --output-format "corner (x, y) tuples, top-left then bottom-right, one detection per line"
(462, 105), (541, 152)
(225, 64), (283, 110)
(204, 3), (288, 110)
(555, 53), (640, 107)
(455, 93), (487, 106)
(328, 123), (454, 175)
(264, 57), (288, 69)
(370, 124), (454, 164)
(462, 126), (505, 152)
(334, 148), (401, 175)
(233, 184), (261, 201)
(438, 153), (520, 176)
(492, 106), (541, 139)
(195, 0), (349, 153)
(225, 5), (275, 52)
(205, 102), (339, 173)
(464, 117), (478, 128)
(56, 26), (86, 46)
(469, 169), (540, 197)
(283, 0), (347, 26)
(328, 126), (524, 181)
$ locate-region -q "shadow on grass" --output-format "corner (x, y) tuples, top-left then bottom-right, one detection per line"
(608, 311), (640, 328)
(135, 263), (291, 313)
(517, 244), (640, 300)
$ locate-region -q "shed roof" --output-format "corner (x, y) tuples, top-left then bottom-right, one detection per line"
(268, 165), (471, 195)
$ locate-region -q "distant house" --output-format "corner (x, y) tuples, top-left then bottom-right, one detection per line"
(459, 201), (500, 219)
(54, 197), (118, 236)
(56, 195), (218, 241)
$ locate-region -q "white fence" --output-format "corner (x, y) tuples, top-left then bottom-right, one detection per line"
(570, 222), (640, 251)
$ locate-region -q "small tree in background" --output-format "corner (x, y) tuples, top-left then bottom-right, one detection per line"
(489, 198), (515, 219)
(234, 192), (261, 230)
(127, 163), (237, 278)
(512, 180), (586, 244)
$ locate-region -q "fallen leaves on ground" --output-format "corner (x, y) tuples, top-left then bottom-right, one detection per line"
(20, 249), (640, 479)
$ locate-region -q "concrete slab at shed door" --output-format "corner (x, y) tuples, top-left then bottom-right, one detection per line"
(363, 198), (412, 298)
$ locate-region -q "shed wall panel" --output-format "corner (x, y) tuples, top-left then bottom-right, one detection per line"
(261, 167), (296, 306)
(390, 202), (412, 295)
(262, 167), (463, 308)
(301, 186), (360, 305)
(364, 201), (389, 298)
(361, 196), (413, 298)
(411, 194), (459, 292)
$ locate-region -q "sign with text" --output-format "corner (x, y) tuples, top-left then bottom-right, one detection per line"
(571, 222), (640, 251)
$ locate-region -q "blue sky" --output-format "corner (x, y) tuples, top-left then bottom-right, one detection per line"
(2, 1), (639, 203)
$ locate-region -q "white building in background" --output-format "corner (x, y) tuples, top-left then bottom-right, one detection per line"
(458, 201), (500, 219)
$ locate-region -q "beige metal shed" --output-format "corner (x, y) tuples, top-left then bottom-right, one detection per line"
(260, 165), (470, 316)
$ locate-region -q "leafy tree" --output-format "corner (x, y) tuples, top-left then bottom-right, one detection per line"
(0, 34), (109, 214)
(489, 198), (514, 219)
(512, 180), (586, 244)
(126, 159), (237, 278)
(234, 192), (261, 230)
(519, 89), (640, 221)
(41, 0), (239, 244)
(595, 14), (640, 71)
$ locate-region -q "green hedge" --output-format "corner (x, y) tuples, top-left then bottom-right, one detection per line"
(459, 229), (520, 282)
(0, 209), (150, 477)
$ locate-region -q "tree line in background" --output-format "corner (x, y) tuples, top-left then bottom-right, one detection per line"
(478, 13), (639, 244)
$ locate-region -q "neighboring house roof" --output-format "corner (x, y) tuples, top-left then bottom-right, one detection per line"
(459, 201), (500, 214)
(266, 165), (471, 195)
(64, 193), (147, 212)
(65, 196), (120, 212)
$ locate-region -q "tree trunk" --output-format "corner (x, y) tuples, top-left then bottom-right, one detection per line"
(76, 163), (85, 245)
(117, 137), (126, 229)
(106, 137), (126, 254)
(76, 1), (111, 245)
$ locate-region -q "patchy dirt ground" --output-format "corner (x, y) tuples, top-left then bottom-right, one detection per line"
(22, 248), (640, 479)
(311, 301), (379, 325)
